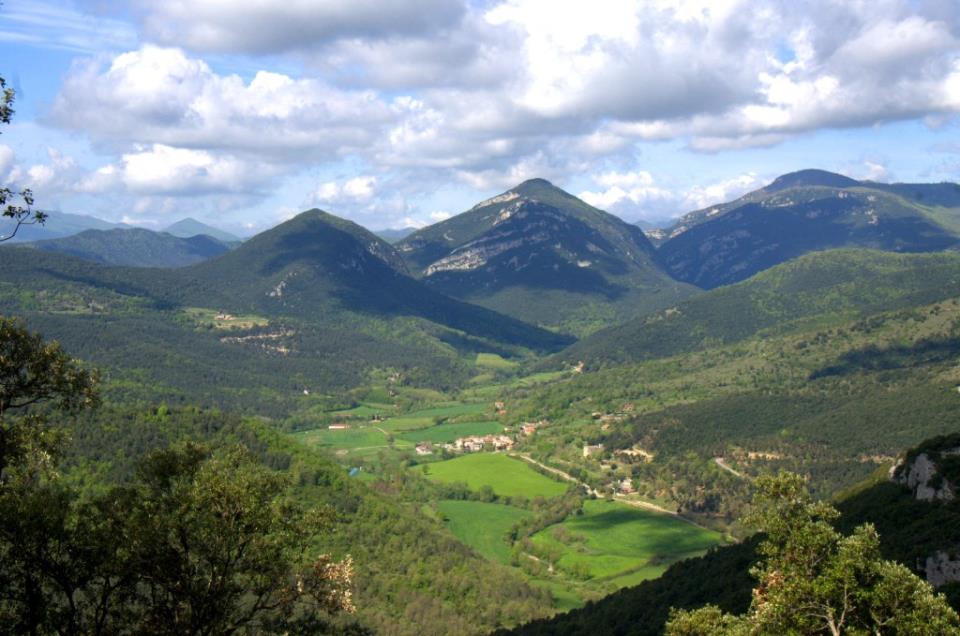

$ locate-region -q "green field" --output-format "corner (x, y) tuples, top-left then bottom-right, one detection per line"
(476, 352), (519, 370)
(531, 500), (724, 582)
(404, 403), (488, 419)
(423, 453), (569, 498)
(329, 402), (396, 417)
(401, 420), (504, 444)
(438, 500), (531, 564)
(293, 425), (410, 454)
(377, 416), (435, 432)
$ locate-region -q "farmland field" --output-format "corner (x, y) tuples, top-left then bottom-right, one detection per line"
(475, 352), (519, 370)
(530, 499), (724, 582)
(438, 500), (531, 564)
(292, 426), (410, 453)
(403, 403), (488, 419)
(401, 420), (504, 444)
(423, 453), (569, 498)
(329, 402), (396, 418)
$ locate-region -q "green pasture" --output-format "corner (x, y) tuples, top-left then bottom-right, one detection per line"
(329, 402), (396, 418)
(423, 453), (568, 499)
(377, 416), (435, 432)
(293, 425), (410, 454)
(404, 403), (488, 419)
(401, 420), (504, 444)
(475, 352), (519, 370)
(531, 500), (723, 582)
(437, 500), (531, 564)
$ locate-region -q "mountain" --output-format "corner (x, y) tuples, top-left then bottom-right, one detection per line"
(164, 217), (241, 243)
(0, 209), (570, 412)
(1, 210), (126, 242)
(188, 209), (571, 351)
(397, 179), (698, 336)
(27, 227), (231, 267)
(374, 226), (418, 243)
(656, 170), (960, 288)
(556, 249), (960, 367)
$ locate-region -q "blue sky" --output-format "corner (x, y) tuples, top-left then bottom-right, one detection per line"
(1, 0), (959, 236)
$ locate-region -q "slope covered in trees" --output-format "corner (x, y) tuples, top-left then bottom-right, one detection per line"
(398, 179), (696, 336)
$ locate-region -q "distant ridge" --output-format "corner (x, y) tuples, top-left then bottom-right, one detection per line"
(28, 227), (230, 268)
(0, 210), (125, 243)
(165, 217), (241, 243)
(374, 227), (418, 243)
(557, 248), (960, 367)
(656, 169), (960, 288)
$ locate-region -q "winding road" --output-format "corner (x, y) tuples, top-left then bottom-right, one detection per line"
(509, 452), (709, 528)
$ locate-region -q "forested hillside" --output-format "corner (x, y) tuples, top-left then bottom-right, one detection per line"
(398, 179), (696, 336)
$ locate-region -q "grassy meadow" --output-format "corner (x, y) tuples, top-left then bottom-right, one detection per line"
(530, 500), (725, 584)
(401, 420), (504, 444)
(438, 500), (532, 564)
(423, 453), (569, 498)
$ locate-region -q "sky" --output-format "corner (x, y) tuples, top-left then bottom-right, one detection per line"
(1, 0), (959, 236)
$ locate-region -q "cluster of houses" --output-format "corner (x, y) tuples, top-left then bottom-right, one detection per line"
(415, 434), (515, 456)
(520, 419), (548, 436)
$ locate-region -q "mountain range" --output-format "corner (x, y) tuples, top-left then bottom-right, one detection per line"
(397, 178), (697, 336)
(4, 169), (960, 635)
(0, 208), (569, 412)
(164, 217), (242, 243)
(27, 227), (231, 267)
(655, 169), (960, 288)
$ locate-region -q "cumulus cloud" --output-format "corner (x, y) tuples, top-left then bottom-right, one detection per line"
(3, 148), (85, 206)
(26, 0), (960, 228)
(310, 175), (378, 205)
(136, 0), (466, 55)
(50, 46), (394, 162)
(581, 170), (762, 222)
(78, 144), (281, 196)
(579, 170), (674, 215)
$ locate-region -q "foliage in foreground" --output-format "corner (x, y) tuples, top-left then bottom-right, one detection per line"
(0, 317), (357, 635)
(666, 473), (960, 635)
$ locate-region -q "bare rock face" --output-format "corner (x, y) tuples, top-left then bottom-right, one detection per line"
(894, 451), (957, 502)
(924, 551), (960, 587)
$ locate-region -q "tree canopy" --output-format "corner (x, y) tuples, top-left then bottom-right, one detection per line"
(666, 472), (960, 635)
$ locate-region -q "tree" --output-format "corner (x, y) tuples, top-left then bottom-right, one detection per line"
(0, 319), (356, 634)
(0, 316), (99, 478)
(120, 443), (356, 635)
(666, 472), (960, 635)
(0, 74), (47, 241)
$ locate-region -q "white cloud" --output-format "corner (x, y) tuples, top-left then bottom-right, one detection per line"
(581, 170), (762, 222)
(430, 210), (451, 221)
(0, 145), (17, 180)
(77, 144), (278, 196)
(843, 160), (892, 183)
(13, 0), (960, 230)
(136, 0), (466, 54)
(310, 175), (378, 205)
(5, 148), (84, 204)
(51, 46), (394, 163)
(681, 173), (760, 210)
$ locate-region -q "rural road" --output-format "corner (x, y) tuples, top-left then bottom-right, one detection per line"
(510, 453), (707, 528)
(713, 457), (746, 479)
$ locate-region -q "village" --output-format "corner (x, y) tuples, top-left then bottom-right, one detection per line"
(320, 398), (654, 496)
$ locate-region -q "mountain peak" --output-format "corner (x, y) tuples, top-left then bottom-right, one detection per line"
(165, 217), (240, 243)
(765, 169), (860, 192)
